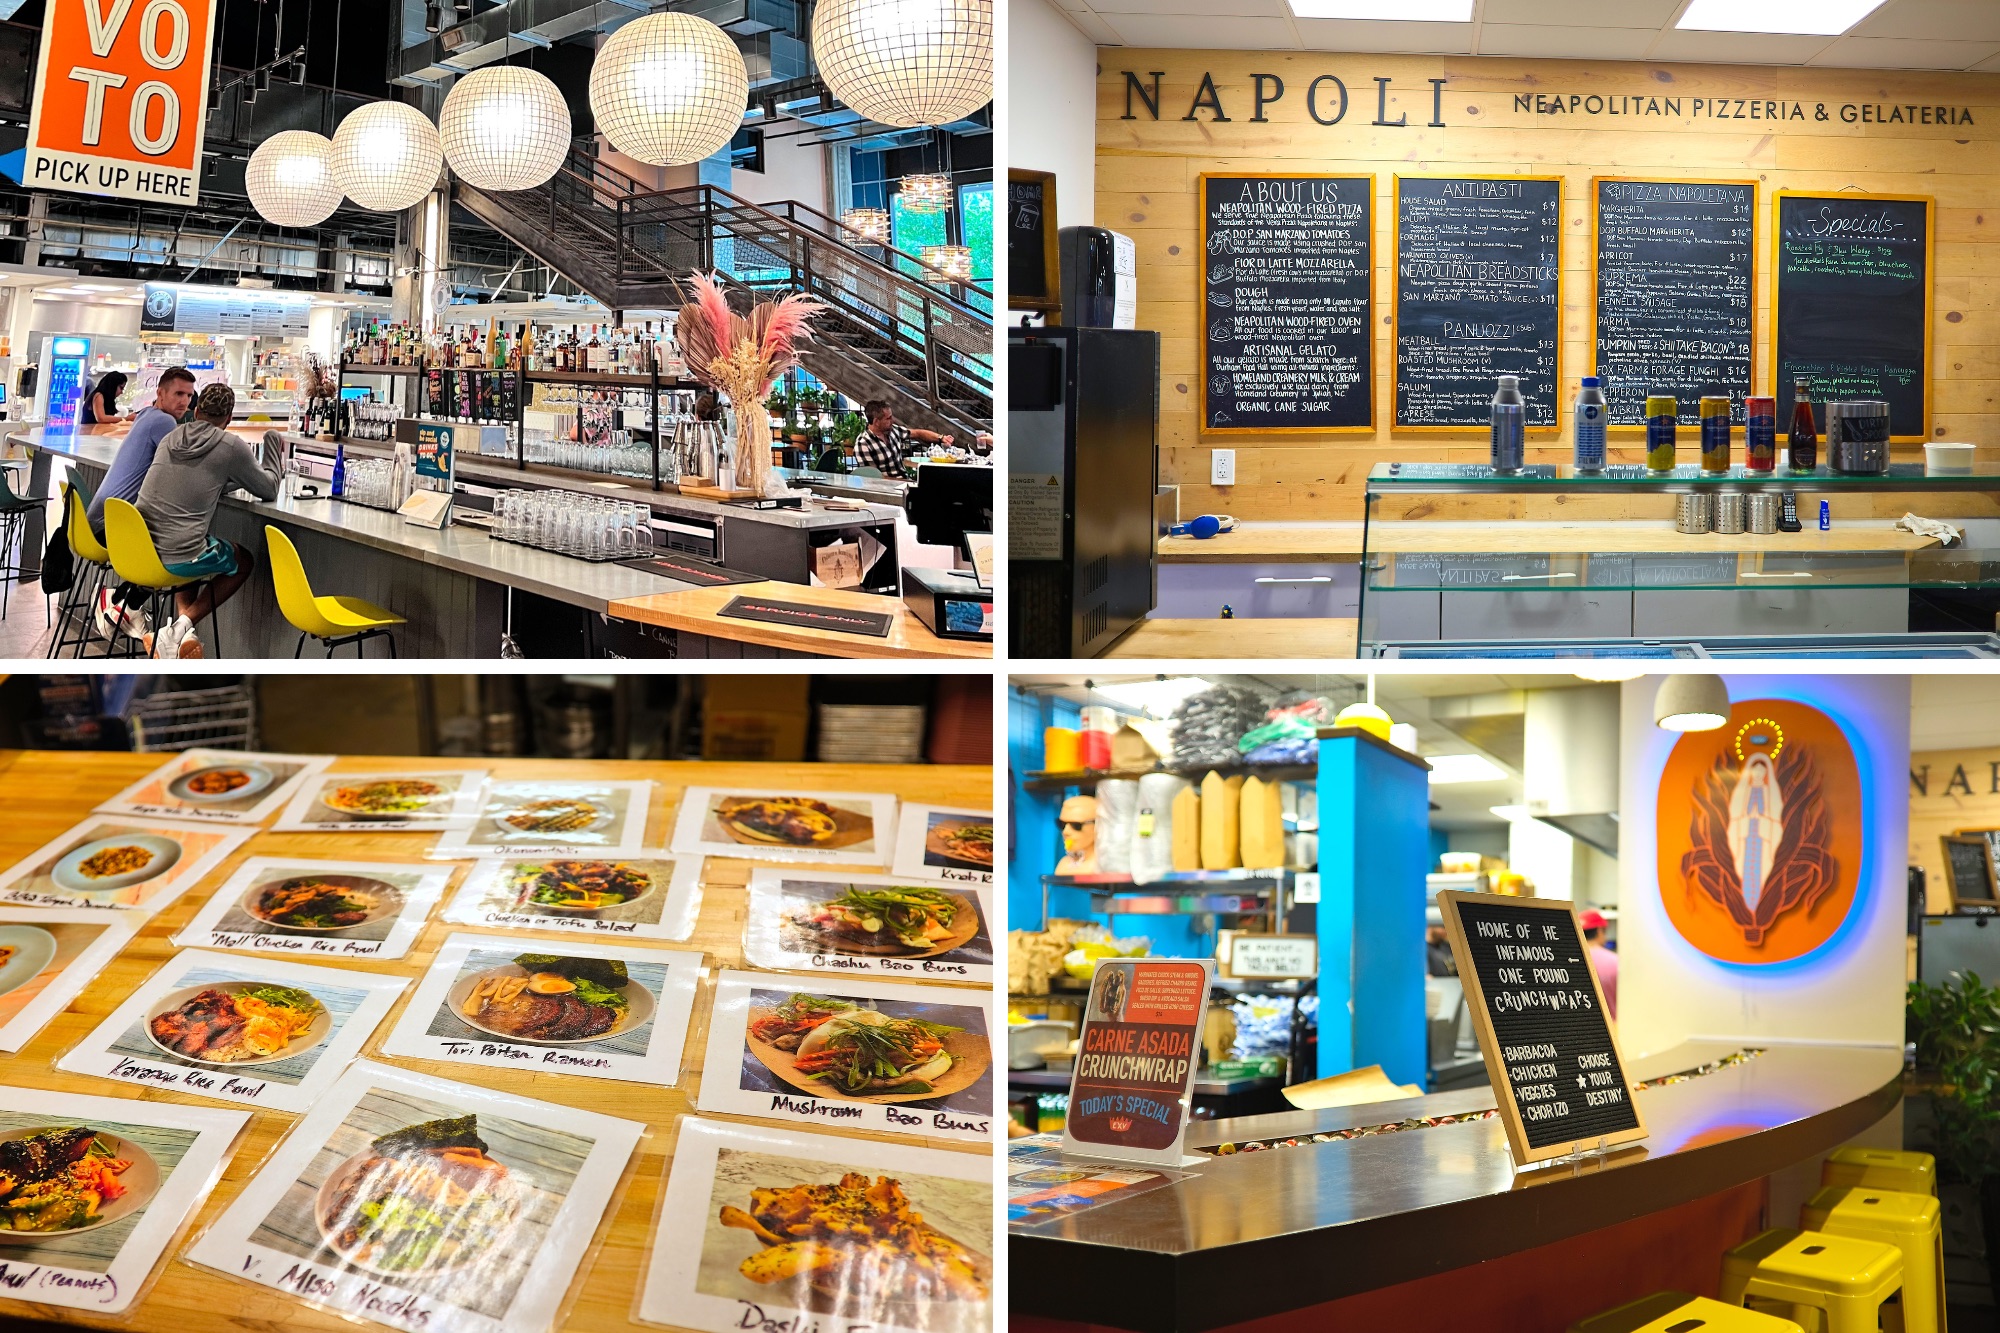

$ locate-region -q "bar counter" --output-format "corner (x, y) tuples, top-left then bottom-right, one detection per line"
(1012, 1039), (1903, 1333)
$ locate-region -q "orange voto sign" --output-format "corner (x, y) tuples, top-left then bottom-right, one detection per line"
(1656, 698), (1864, 965)
(25, 0), (218, 204)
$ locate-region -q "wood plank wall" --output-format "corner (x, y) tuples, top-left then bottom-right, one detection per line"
(1096, 53), (2000, 523)
(1910, 744), (2000, 912)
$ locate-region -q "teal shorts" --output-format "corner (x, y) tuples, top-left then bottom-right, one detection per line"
(163, 536), (240, 580)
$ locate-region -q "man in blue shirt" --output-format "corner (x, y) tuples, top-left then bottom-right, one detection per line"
(88, 366), (195, 640)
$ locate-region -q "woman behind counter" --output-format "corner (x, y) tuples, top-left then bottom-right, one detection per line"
(82, 371), (128, 425)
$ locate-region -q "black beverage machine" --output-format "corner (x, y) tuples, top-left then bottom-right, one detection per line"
(1009, 324), (1159, 656)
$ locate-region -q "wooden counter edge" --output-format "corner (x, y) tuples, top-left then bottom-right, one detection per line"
(606, 581), (991, 659)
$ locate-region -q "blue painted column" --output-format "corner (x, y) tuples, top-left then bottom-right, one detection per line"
(1316, 727), (1431, 1088)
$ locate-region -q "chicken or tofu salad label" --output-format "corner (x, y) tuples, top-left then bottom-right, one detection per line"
(441, 851), (703, 943)
(671, 787), (901, 866)
(173, 858), (456, 961)
(744, 870), (995, 983)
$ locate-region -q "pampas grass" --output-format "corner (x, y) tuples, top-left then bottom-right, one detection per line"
(672, 274), (826, 496)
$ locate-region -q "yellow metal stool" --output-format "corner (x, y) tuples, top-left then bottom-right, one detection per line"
(1721, 1229), (1904, 1333)
(264, 527), (404, 657)
(1570, 1291), (1804, 1332)
(1823, 1148), (1936, 1197)
(102, 498), (202, 659)
(1801, 1186), (1944, 1333)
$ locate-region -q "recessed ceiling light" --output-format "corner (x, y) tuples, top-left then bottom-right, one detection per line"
(74, 282), (124, 292)
(1676, 0), (1887, 36)
(1288, 0), (1471, 17)
(1427, 754), (1508, 785)
(1489, 804), (1529, 822)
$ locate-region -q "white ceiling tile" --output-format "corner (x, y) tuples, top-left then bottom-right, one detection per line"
(1851, 0), (2000, 42)
(1808, 35), (2000, 67)
(1287, 17), (1476, 51)
(1095, 11), (1302, 45)
(1090, 0), (1293, 16)
(1478, 0), (1683, 26)
(1476, 22), (1661, 57)
(1064, 7), (1125, 41)
(1646, 29), (1840, 63)
(1976, 49), (2000, 71)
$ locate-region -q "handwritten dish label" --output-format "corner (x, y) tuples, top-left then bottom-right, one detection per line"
(0, 816), (252, 913)
(172, 857), (454, 960)
(889, 804), (994, 887)
(95, 749), (335, 826)
(432, 779), (654, 859)
(273, 770), (487, 833)
(742, 869), (993, 985)
(440, 850), (702, 941)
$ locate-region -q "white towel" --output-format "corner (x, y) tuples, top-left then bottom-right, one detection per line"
(1094, 779), (1138, 875)
(1131, 773), (1191, 882)
(1897, 513), (1964, 546)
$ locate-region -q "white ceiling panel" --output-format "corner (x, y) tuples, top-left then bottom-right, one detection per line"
(1287, 17), (1477, 51)
(1478, 22), (1661, 58)
(1808, 35), (2000, 68)
(1645, 28), (1839, 62)
(1097, 11), (1301, 45)
(1481, 0), (1686, 25)
(1852, 0), (2000, 42)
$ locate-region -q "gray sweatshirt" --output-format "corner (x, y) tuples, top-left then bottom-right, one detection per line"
(134, 419), (280, 564)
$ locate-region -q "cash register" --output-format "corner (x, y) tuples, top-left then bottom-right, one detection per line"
(902, 461), (992, 642)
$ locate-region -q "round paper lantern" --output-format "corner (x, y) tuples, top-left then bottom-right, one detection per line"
(589, 13), (748, 167)
(245, 130), (342, 227)
(813, 0), (992, 129)
(439, 66), (570, 192)
(330, 100), (444, 212)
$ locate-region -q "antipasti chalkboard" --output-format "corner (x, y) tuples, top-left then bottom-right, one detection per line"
(1775, 191), (1933, 441)
(1201, 173), (1374, 432)
(1593, 178), (1756, 426)
(1395, 176), (1562, 431)
(1439, 891), (1645, 1164)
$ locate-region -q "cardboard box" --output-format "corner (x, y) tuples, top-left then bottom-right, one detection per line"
(702, 675), (809, 761)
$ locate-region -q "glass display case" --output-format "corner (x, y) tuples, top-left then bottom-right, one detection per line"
(1359, 462), (2000, 656)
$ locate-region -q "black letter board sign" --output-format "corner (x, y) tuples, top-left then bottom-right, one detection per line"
(1592, 178), (1756, 427)
(1439, 891), (1645, 1165)
(1008, 169), (1060, 314)
(1775, 190), (1933, 442)
(1394, 175), (1563, 431)
(1200, 173), (1374, 434)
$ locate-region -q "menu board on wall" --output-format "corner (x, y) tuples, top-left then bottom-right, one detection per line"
(1395, 176), (1562, 431)
(1592, 178), (1756, 426)
(1201, 173), (1373, 433)
(141, 282), (312, 338)
(1439, 891), (1645, 1165)
(1775, 191), (1933, 441)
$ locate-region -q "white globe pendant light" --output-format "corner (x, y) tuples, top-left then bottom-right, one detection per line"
(440, 66), (571, 192)
(245, 130), (342, 227)
(589, 13), (748, 167)
(813, 0), (992, 129)
(330, 100), (444, 212)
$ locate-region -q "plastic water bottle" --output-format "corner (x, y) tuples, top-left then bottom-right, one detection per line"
(331, 441), (346, 498)
(1573, 376), (1607, 472)
(1490, 375), (1525, 474)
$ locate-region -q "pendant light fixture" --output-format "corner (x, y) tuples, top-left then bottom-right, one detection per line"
(921, 243), (973, 280)
(440, 65), (570, 191)
(840, 207), (892, 245)
(588, 12), (748, 167)
(812, 0), (992, 128)
(1654, 675), (1731, 732)
(330, 99), (444, 212)
(896, 172), (952, 214)
(246, 129), (344, 227)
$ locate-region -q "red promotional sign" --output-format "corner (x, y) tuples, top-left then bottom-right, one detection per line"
(1061, 958), (1212, 1165)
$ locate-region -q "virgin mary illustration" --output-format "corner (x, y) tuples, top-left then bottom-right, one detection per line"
(1727, 753), (1783, 916)
(1680, 722), (1840, 945)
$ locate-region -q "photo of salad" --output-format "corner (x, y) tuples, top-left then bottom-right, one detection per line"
(0, 1126), (156, 1238)
(146, 983), (329, 1066)
(245, 875), (402, 933)
(786, 885), (979, 958)
(322, 779), (447, 817)
(745, 996), (986, 1103)
(313, 1115), (523, 1278)
(923, 816), (993, 871)
(451, 954), (651, 1044)
(509, 860), (654, 914)
(714, 796), (874, 850)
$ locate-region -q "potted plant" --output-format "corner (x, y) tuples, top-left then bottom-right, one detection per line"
(1907, 970), (2000, 1304)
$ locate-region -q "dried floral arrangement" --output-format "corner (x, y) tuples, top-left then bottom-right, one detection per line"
(673, 274), (826, 497)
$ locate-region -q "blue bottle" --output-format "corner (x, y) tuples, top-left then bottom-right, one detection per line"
(332, 441), (346, 498)
(1818, 499), (1830, 531)
(1573, 376), (1607, 472)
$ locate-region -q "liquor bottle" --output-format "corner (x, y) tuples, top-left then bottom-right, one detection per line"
(332, 440), (347, 498)
(1787, 378), (1817, 471)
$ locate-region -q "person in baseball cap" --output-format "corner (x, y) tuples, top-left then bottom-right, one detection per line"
(1579, 909), (1617, 1018)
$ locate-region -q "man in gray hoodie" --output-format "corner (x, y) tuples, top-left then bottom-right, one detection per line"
(133, 383), (280, 658)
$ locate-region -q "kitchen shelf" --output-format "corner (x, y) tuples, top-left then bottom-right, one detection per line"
(1043, 868), (1298, 918)
(1023, 763), (1318, 793)
(1368, 461), (2000, 494)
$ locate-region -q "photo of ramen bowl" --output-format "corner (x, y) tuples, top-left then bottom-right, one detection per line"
(0, 1126), (160, 1241)
(167, 763), (275, 804)
(490, 797), (616, 838)
(144, 980), (332, 1067)
(319, 779), (450, 820)
(243, 874), (404, 934)
(0, 926), (58, 1001)
(51, 835), (184, 894)
(447, 955), (655, 1045)
(312, 1118), (524, 1280)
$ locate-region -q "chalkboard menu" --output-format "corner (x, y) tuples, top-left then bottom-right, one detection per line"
(1201, 173), (1373, 432)
(1440, 891), (1645, 1163)
(1008, 169), (1059, 313)
(1775, 191), (1932, 440)
(1942, 834), (1996, 908)
(1395, 176), (1562, 430)
(1593, 179), (1755, 426)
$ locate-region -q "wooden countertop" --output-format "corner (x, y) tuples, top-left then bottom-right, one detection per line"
(607, 581), (991, 659)
(0, 750), (990, 1333)
(1159, 521), (1942, 563)
(1101, 618), (1359, 659)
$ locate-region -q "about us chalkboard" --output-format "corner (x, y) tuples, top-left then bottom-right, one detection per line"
(1201, 173), (1374, 432)
(1395, 176), (1563, 430)
(1593, 178), (1755, 426)
(1439, 891), (1645, 1163)
(1775, 191), (1933, 441)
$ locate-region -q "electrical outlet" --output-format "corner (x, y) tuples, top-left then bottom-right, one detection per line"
(1211, 449), (1236, 486)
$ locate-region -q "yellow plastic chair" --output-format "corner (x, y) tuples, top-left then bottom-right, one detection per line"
(1824, 1148), (1936, 1197)
(49, 485), (110, 658)
(102, 498), (207, 659)
(1571, 1292), (1804, 1333)
(265, 525), (404, 657)
(1720, 1228), (1904, 1333)
(1801, 1186), (1944, 1333)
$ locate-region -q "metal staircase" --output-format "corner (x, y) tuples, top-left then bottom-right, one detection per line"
(455, 144), (993, 439)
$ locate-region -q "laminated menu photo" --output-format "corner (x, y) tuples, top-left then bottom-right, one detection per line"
(274, 769), (488, 833)
(441, 851), (701, 942)
(95, 748), (337, 826)
(698, 971), (993, 1144)
(0, 1086), (248, 1315)
(670, 787), (899, 866)
(743, 868), (993, 984)
(380, 933), (702, 1087)
(0, 908), (140, 1053)
(432, 780), (653, 858)
(172, 856), (456, 960)
(637, 1118), (991, 1333)
(0, 816), (253, 912)
(57, 949), (410, 1113)
(184, 1059), (645, 1333)
(889, 804), (994, 887)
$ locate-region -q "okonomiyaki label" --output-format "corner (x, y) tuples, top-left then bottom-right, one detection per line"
(1061, 959), (1212, 1166)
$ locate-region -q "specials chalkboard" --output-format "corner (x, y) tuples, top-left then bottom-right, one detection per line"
(1775, 191), (1933, 441)
(1008, 170), (1059, 313)
(1942, 834), (1996, 909)
(1395, 176), (1563, 430)
(1439, 891), (1645, 1164)
(1201, 173), (1373, 433)
(1593, 178), (1756, 426)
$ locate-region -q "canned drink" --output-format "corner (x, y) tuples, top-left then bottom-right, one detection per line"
(1645, 395), (1678, 472)
(1745, 396), (1776, 472)
(1700, 396), (1732, 473)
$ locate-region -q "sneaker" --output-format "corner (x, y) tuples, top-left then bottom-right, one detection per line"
(152, 615), (191, 660)
(176, 627), (203, 659)
(92, 588), (121, 641)
(99, 593), (150, 643)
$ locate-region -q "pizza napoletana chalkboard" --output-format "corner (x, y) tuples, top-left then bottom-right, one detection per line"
(1439, 891), (1645, 1164)
(1395, 176), (1563, 431)
(1201, 173), (1374, 433)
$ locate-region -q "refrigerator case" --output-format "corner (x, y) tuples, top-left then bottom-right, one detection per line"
(1009, 326), (1160, 657)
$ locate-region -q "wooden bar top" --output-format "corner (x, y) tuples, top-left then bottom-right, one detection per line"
(0, 749), (991, 1333)
(607, 581), (991, 659)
